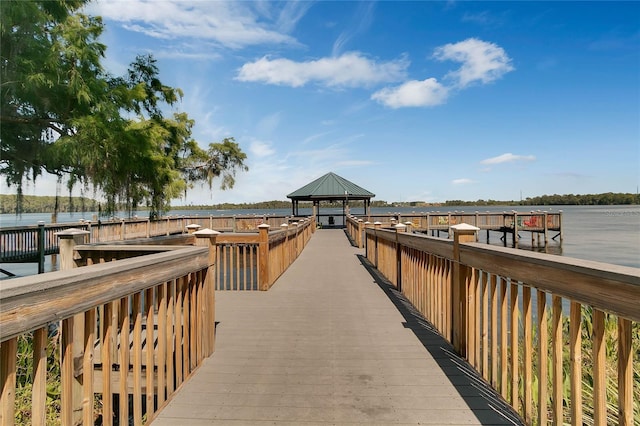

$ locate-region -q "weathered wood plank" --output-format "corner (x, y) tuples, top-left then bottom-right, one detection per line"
(0, 247), (209, 341)
(459, 243), (640, 322)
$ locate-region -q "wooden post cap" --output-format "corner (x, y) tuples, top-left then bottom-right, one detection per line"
(193, 228), (220, 237)
(258, 223), (270, 229)
(54, 228), (90, 238)
(281, 223), (289, 228)
(394, 223), (407, 232)
(450, 223), (480, 233)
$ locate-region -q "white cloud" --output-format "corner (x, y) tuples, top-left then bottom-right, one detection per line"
(480, 153), (536, 165)
(371, 78), (449, 108)
(236, 52), (409, 88)
(249, 140), (276, 157)
(434, 38), (514, 88)
(452, 178), (475, 185)
(332, 2), (375, 56)
(86, 1), (304, 49)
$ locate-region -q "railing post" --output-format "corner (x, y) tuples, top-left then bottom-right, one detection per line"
(513, 211), (519, 248)
(281, 223), (290, 267)
(55, 228), (91, 425)
(364, 221), (371, 255)
(395, 223), (407, 291)
(258, 224), (270, 291)
(373, 222), (381, 268)
(37, 221), (45, 274)
(194, 229), (220, 357)
(558, 210), (564, 243)
(357, 219), (364, 248)
(186, 223), (201, 234)
(404, 221), (412, 234)
(56, 229), (90, 270)
(451, 223), (479, 357)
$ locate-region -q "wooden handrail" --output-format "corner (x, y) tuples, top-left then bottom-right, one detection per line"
(363, 226), (639, 424)
(0, 243), (213, 425)
(458, 243), (640, 322)
(0, 217), (315, 425)
(0, 246), (208, 342)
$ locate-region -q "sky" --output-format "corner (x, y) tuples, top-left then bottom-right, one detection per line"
(5, 1), (640, 205)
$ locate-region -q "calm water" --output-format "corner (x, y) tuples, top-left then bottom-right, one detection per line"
(1, 205), (638, 278)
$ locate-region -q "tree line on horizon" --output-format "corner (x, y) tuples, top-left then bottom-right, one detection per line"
(2, 192), (637, 215)
(444, 192), (639, 207)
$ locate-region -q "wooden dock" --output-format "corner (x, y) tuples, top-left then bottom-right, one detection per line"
(348, 211), (563, 249)
(151, 229), (522, 425)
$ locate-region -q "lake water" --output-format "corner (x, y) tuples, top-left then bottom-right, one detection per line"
(1, 205), (638, 278)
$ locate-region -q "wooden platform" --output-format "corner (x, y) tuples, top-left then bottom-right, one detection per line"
(151, 229), (523, 425)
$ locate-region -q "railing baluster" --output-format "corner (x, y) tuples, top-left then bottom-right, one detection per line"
(592, 308), (606, 425)
(500, 277), (508, 401)
(83, 309), (96, 426)
(522, 285), (532, 423)
(132, 292), (143, 425)
(510, 282), (519, 412)
(617, 318), (633, 426)
(157, 283), (167, 407)
(490, 275), (498, 389)
(145, 287), (155, 418)
(552, 295), (563, 426)
(481, 271), (489, 382)
(537, 290), (548, 425)
(32, 328), (47, 426)
(119, 296), (130, 426)
(102, 302), (113, 426)
(570, 301), (582, 425)
(1, 337), (17, 426)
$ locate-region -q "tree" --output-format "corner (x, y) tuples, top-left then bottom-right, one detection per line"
(1, 1), (105, 195)
(1, 1), (247, 217)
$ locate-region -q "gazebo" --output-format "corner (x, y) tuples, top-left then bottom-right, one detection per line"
(287, 172), (375, 227)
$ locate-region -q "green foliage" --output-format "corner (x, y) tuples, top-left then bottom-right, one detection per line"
(517, 306), (640, 425)
(15, 330), (63, 425)
(1, 1), (248, 218)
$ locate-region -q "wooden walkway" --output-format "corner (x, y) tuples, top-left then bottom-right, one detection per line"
(152, 229), (523, 425)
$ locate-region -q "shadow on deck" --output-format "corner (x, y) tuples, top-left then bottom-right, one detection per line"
(357, 254), (523, 425)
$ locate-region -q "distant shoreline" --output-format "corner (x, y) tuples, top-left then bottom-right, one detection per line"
(0, 192), (638, 214)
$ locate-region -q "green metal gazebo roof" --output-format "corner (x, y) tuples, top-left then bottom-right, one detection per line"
(287, 172), (375, 200)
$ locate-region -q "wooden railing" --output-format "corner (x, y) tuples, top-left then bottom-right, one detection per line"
(0, 214), (308, 275)
(0, 230), (216, 425)
(211, 218), (315, 291)
(0, 217), (315, 425)
(359, 223), (639, 425)
(349, 211), (563, 248)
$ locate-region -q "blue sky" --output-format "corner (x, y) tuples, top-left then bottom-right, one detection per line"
(7, 1), (640, 205)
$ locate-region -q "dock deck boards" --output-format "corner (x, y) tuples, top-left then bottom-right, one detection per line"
(151, 229), (522, 425)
